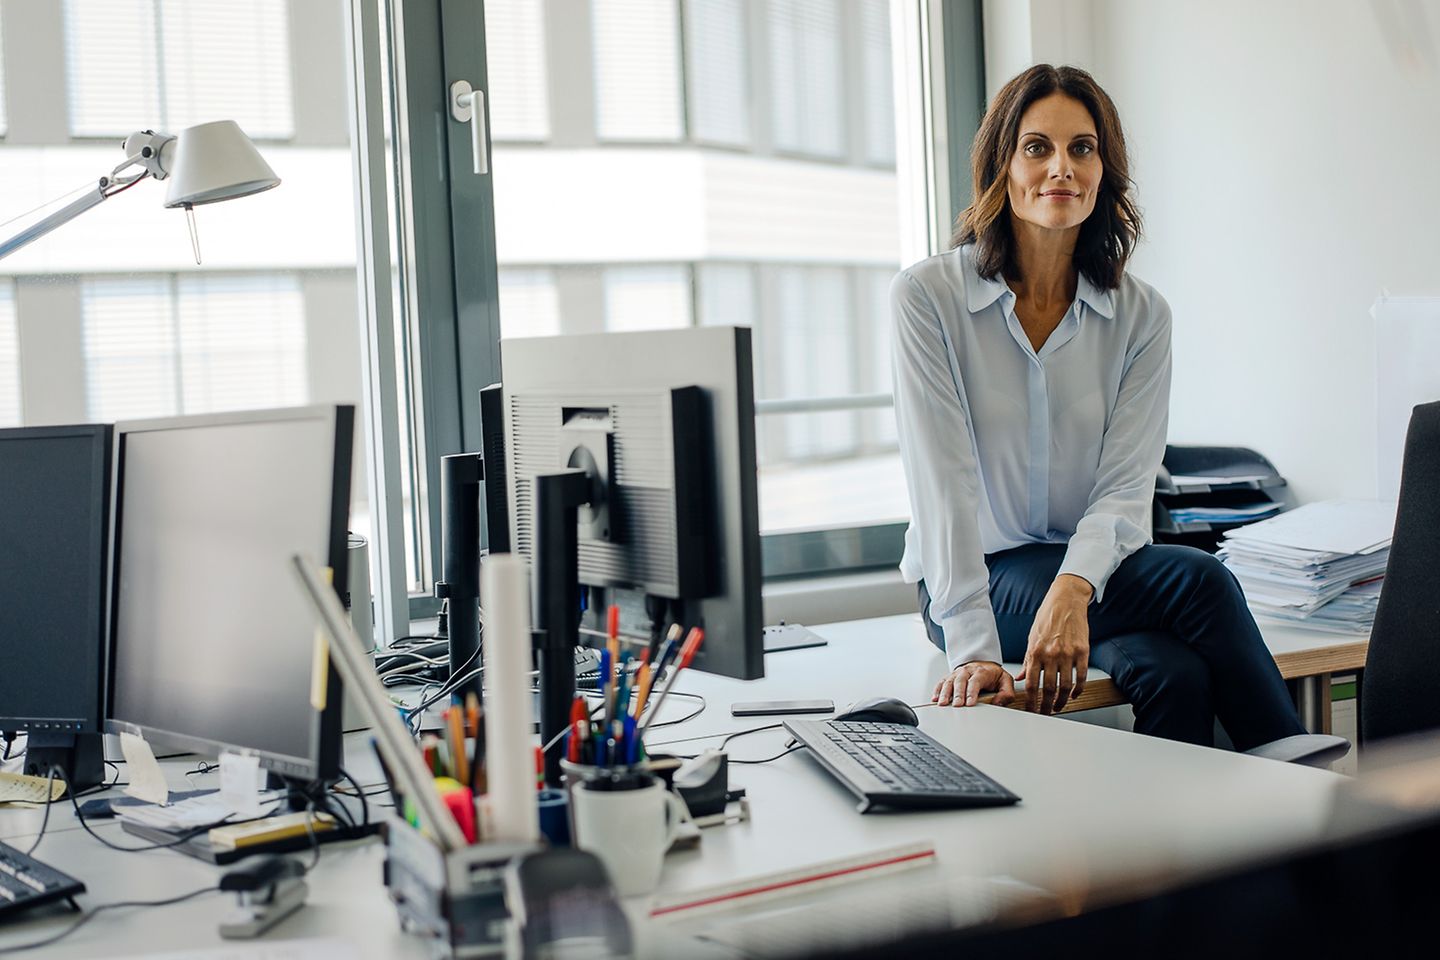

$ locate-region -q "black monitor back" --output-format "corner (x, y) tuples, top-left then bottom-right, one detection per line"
(0, 425), (112, 736)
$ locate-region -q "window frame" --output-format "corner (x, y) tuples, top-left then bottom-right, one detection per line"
(387, 0), (985, 608)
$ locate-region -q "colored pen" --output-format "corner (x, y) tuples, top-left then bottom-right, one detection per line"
(650, 623), (683, 676)
(624, 716), (639, 765)
(631, 662), (654, 720)
(446, 705), (469, 788)
(607, 604), (621, 664)
(598, 647), (613, 718)
(638, 627), (704, 736)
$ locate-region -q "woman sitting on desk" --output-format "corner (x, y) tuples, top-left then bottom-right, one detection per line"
(893, 64), (1305, 749)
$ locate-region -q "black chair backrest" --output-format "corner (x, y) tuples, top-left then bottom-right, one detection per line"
(1362, 401), (1440, 744)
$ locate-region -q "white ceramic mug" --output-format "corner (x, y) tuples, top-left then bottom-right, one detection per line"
(570, 776), (688, 897)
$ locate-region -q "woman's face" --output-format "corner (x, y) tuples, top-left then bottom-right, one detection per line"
(1006, 93), (1102, 236)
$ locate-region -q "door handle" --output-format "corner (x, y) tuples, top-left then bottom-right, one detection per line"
(449, 80), (489, 175)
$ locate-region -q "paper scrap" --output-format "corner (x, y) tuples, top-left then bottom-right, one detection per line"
(0, 771), (68, 806)
(121, 731), (170, 806)
(220, 752), (264, 819)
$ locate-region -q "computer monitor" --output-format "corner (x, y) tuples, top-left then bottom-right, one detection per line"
(501, 326), (764, 780)
(106, 405), (353, 785)
(0, 424), (112, 790)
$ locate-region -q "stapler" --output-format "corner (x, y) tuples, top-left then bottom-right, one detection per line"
(218, 855), (309, 939)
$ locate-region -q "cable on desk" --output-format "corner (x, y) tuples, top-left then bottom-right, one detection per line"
(60, 768), (286, 854)
(728, 744), (806, 765)
(0, 884), (221, 953)
(336, 767), (369, 827)
(21, 767), (59, 857)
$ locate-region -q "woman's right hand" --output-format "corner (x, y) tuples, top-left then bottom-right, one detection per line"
(932, 661), (1017, 708)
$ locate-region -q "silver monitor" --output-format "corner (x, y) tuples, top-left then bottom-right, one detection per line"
(106, 405), (353, 780)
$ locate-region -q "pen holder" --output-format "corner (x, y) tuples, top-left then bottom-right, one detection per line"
(569, 773), (690, 897)
(382, 816), (539, 957)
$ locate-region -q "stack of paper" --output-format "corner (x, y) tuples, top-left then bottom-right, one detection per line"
(1217, 499), (1395, 632)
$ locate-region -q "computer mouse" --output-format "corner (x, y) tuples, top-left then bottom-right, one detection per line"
(835, 696), (919, 726)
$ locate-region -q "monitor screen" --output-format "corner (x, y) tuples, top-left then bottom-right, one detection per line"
(107, 406), (352, 779)
(0, 425), (111, 733)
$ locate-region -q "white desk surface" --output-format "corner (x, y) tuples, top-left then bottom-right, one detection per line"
(0, 614), (1348, 959)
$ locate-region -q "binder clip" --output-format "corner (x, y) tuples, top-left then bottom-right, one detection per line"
(218, 855), (308, 939)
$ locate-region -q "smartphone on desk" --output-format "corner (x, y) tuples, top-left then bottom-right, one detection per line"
(731, 699), (835, 718)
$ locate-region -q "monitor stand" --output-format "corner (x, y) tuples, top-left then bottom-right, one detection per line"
(23, 730), (105, 792)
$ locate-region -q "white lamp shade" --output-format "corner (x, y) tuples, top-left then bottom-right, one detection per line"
(162, 120), (280, 208)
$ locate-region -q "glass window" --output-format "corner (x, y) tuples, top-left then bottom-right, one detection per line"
(685, 0), (750, 147)
(0, 283), (19, 426)
(603, 264), (692, 331)
(81, 276), (179, 421)
(484, 0), (550, 141)
(489, 2), (907, 537)
(64, 0), (294, 139)
(859, 0), (897, 167)
(498, 268), (561, 339)
(592, 0), (684, 141)
(0, 13), (8, 138)
(767, 0), (845, 159)
(175, 273), (307, 414)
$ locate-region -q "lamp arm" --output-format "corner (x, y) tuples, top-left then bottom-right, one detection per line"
(0, 129), (175, 262)
(0, 182), (111, 262)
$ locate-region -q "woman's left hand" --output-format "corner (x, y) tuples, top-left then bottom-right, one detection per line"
(1017, 574), (1093, 715)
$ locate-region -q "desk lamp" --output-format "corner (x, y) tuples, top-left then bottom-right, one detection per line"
(0, 119), (280, 261)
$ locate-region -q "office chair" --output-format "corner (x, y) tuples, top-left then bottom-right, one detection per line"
(1360, 400), (1440, 744)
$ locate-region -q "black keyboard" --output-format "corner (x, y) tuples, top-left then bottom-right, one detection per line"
(0, 840), (85, 921)
(784, 719), (1021, 813)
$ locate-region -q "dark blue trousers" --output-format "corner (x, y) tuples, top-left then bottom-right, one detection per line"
(919, 543), (1305, 751)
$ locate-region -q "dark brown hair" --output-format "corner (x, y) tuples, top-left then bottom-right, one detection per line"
(952, 64), (1141, 290)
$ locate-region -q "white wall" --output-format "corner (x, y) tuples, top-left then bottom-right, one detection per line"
(983, 0), (1440, 502)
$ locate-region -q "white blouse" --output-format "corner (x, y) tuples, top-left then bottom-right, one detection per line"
(892, 244), (1172, 669)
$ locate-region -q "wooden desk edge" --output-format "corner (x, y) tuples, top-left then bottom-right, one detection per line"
(975, 640), (1368, 714)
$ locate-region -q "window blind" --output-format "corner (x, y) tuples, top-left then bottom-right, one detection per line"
(64, 0), (293, 139)
(82, 273), (307, 422)
(82, 276), (179, 421)
(159, 0), (293, 138)
(858, 0), (896, 166)
(767, 0), (844, 158)
(685, 0), (749, 146)
(484, 0), (550, 140)
(175, 273), (307, 414)
(603, 265), (692, 331)
(775, 265), (854, 457)
(64, 0), (163, 138)
(0, 14), (8, 138)
(697, 263), (755, 327)
(498, 268), (561, 338)
(592, 0), (684, 141)
(0, 284), (20, 427)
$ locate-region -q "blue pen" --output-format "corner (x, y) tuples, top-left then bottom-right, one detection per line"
(598, 648), (612, 716)
(624, 716), (639, 765)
